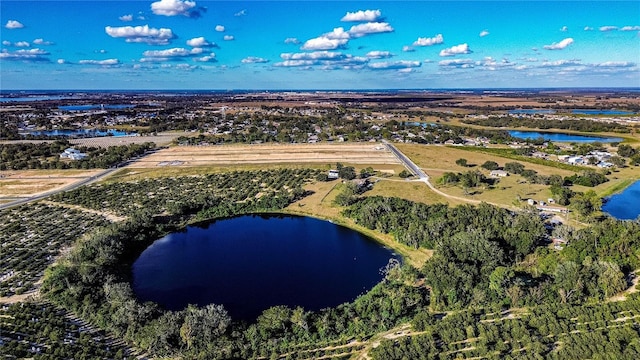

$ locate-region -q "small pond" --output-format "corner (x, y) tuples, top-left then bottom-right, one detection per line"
(508, 109), (635, 115)
(22, 129), (134, 137)
(132, 214), (399, 320)
(602, 180), (640, 220)
(58, 104), (135, 111)
(508, 131), (622, 143)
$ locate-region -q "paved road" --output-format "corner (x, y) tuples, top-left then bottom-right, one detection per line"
(0, 168), (119, 210)
(382, 140), (428, 179)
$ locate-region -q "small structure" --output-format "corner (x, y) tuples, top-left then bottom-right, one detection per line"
(59, 148), (88, 160)
(527, 199), (536, 206)
(327, 169), (339, 180)
(490, 170), (509, 177)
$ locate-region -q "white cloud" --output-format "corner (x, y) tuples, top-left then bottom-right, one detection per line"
(366, 51), (393, 59)
(33, 38), (53, 45)
(301, 27), (352, 50)
(560, 26), (568, 32)
(621, 26), (640, 31)
(235, 9), (247, 17)
(0, 48), (49, 61)
(402, 46), (414, 52)
(186, 37), (213, 47)
(78, 59), (120, 65)
(242, 56), (269, 64)
(143, 47), (203, 58)
(194, 54), (216, 62)
(215, 25), (225, 32)
(119, 14), (133, 22)
(281, 51), (345, 61)
(5, 20), (24, 29)
(368, 60), (420, 70)
(105, 25), (175, 45)
(413, 34), (443, 47)
(341, 10), (382, 22)
(479, 30), (489, 37)
(595, 61), (635, 67)
(2, 41), (10, 46)
(151, 0), (196, 17)
(274, 60), (317, 67)
(584, 26), (594, 31)
(14, 41), (30, 47)
(57, 59), (66, 64)
(438, 59), (474, 67)
(348, 22), (393, 38)
(275, 51), (368, 68)
(223, 35), (234, 41)
(543, 37), (574, 50)
(439, 43), (471, 56)
(284, 37), (299, 44)
(599, 26), (618, 32)
(541, 59), (582, 67)
(97, 49), (107, 54)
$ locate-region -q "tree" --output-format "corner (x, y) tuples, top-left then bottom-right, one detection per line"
(481, 161), (499, 171)
(398, 170), (411, 178)
(504, 162), (525, 174)
(339, 166), (356, 180)
(455, 158), (468, 167)
(617, 144), (636, 158)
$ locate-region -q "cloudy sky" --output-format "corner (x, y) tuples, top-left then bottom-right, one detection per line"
(1, 0), (639, 90)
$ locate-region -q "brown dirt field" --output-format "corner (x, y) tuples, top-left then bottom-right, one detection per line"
(127, 143), (401, 168)
(0, 169), (102, 198)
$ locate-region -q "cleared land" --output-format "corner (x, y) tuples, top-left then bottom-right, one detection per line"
(127, 143), (401, 168)
(0, 169), (103, 198)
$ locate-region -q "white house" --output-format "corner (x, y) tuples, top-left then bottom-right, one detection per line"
(328, 169), (339, 180)
(490, 170), (509, 177)
(60, 148), (88, 160)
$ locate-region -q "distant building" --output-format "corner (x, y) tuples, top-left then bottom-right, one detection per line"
(490, 170), (509, 177)
(60, 148), (88, 160)
(527, 199), (536, 206)
(328, 169), (339, 180)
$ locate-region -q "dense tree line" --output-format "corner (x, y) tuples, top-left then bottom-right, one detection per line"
(0, 141), (155, 170)
(462, 116), (631, 133)
(344, 197), (633, 311)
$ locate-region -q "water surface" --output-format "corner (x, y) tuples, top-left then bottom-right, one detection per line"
(508, 130), (621, 143)
(602, 180), (640, 220)
(132, 214), (399, 320)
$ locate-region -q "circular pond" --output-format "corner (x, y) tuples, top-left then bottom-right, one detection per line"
(132, 214), (399, 320)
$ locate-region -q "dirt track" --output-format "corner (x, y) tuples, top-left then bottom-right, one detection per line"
(127, 143), (401, 167)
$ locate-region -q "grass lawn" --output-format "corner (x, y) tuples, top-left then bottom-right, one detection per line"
(286, 180), (432, 268)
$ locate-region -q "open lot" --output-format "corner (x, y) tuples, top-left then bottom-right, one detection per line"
(0, 169), (103, 199)
(127, 143), (401, 168)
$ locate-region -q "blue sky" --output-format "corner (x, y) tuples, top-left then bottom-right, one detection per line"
(1, 0), (639, 89)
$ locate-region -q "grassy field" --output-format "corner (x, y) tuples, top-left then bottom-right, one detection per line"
(286, 180), (432, 268)
(0, 169), (103, 198)
(128, 143), (400, 168)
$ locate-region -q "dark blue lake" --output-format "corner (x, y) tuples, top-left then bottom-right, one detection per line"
(508, 131), (622, 143)
(132, 214), (399, 320)
(602, 180), (640, 220)
(58, 104), (134, 111)
(508, 109), (635, 115)
(22, 129), (134, 137)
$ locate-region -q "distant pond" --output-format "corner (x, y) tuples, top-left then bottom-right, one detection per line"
(602, 181), (640, 220)
(508, 109), (635, 115)
(21, 129), (134, 138)
(132, 214), (399, 321)
(58, 104), (135, 111)
(508, 131), (622, 143)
